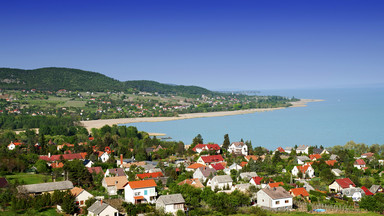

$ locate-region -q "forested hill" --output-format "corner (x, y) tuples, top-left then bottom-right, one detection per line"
(0, 67), (213, 95)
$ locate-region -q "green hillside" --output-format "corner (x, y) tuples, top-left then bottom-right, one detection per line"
(0, 67), (213, 95)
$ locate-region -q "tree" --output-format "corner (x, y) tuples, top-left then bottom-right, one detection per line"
(35, 159), (50, 174)
(191, 134), (203, 148)
(222, 134), (230, 150)
(61, 192), (76, 214)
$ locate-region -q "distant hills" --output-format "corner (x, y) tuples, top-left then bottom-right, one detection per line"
(0, 67), (213, 95)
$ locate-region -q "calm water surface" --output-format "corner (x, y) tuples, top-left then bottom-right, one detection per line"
(122, 88), (384, 150)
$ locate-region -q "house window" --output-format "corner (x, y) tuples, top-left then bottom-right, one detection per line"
(144, 190), (148, 195)
(285, 200), (289, 203)
(174, 204), (183, 209)
(276, 201), (280, 204)
(135, 192), (141, 196)
(80, 200), (84, 205)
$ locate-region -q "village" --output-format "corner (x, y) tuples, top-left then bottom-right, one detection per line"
(1, 126), (384, 215)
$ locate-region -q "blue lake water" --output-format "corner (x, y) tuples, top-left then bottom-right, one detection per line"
(122, 87), (384, 150)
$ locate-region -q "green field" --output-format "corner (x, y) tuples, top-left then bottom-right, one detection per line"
(0, 208), (62, 216)
(5, 173), (62, 185)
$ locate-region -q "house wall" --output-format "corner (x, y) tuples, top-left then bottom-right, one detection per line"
(192, 169), (205, 182)
(100, 153), (109, 163)
(196, 157), (206, 165)
(329, 182), (341, 192)
(124, 185), (156, 204)
(257, 190), (292, 210)
(76, 190), (94, 207)
(98, 205), (119, 216)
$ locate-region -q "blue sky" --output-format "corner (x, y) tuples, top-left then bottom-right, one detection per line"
(1, 0), (384, 90)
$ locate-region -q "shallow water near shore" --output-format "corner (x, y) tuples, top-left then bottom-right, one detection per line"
(123, 87), (384, 150)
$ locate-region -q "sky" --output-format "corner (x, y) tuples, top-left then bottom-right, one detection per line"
(1, 0), (384, 90)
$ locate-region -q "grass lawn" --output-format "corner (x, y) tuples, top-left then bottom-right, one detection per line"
(5, 173), (59, 185)
(0, 208), (63, 216)
(59, 100), (87, 107)
(268, 212), (381, 216)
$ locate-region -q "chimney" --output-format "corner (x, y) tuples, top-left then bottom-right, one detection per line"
(48, 153), (51, 158)
(100, 199), (103, 205)
(120, 154), (123, 165)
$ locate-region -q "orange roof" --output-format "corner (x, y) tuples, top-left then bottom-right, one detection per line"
(290, 187), (309, 197)
(129, 179), (157, 189)
(245, 155), (258, 161)
(178, 178), (204, 188)
(240, 161), (248, 167)
(104, 176), (128, 190)
(187, 163), (205, 169)
(326, 160), (337, 166)
(70, 187), (84, 197)
(269, 182), (284, 188)
(297, 165), (311, 173)
(136, 172), (163, 179)
(51, 162), (64, 168)
(309, 154), (321, 160)
(134, 196), (144, 200)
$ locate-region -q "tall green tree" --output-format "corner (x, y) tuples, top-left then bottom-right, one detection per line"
(222, 134), (230, 150)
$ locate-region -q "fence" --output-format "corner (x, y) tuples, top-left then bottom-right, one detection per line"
(294, 200), (362, 214)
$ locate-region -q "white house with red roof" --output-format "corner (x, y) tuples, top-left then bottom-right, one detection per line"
(228, 142), (248, 156)
(291, 164), (315, 178)
(354, 159), (366, 169)
(329, 178), (356, 193)
(192, 144), (221, 154)
(250, 176), (267, 189)
(8, 141), (23, 150)
(273, 147), (285, 154)
(124, 179), (157, 204)
(197, 155), (224, 166)
(209, 163), (225, 171)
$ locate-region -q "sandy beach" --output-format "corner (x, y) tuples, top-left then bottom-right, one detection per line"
(80, 99), (323, 132)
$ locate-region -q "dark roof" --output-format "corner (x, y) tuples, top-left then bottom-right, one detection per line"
(107, 168), (126, 177)
(0, 177), (8, 188)
(260, 186), (292, 200)
(17, 181), (73, 193)
(312, 148), (323, 155)
(197, 167), (216, 177)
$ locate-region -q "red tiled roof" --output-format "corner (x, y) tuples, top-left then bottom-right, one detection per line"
(87, 167), (104, 175)
(269, 182), (284, 188)
(290, 187), (309, 197)
(39, 153), (87, 162)
(251, 176), (263, 185)
(361, 186), (374, 196)
(309, 154), (321, 160)
(326, 160), (337, 166)
(210, 163), (225, 171)
(136, 172), (163, 179)
(240, 161), (248, 167)
(128, 179), (157, 189)
(354, 159), (366, 165)
(192, 144), (221, 152)
(245, 155), (259, 161)
(277, 147), (285, 153)
(201, 155), (224, 163)
(187, 163), (206, 169)
(51, 162), (64, 168)
(361, 152), (374, 157)
(297, 165), (311, 173)
(335, 178), (356, 189)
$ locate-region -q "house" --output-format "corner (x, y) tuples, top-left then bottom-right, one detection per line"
(244, 155), (259, 162)
(274, 147), (285, 154)
(136, 172), (163, 180)
(250, 176), (267, 188)
(361, 152), (375, 159)
(284, 147), (293, 154)
(313, 148), (329, 155)
(309, 154), (321, 161)
(224, 163), (242, 175)
(268, 182), (284, 188)
(296, 156), (310, 165)
(354, 159), (366, 169)
(70, 187), (94, 207)
(370, 185), (384, 194)
(102, 176), (128, 195)
(156, 194), (185, 215)
(51, 162), (64, 169)
(208, 175), (233, 191)
(88, 167), (104, 175)
(57, 143), (74, 151)
(178, 178), (204, 189)
(87, 200), (119, 216)
(331, 169), (344, 177)
(193, 167), (216, 182)
(0, 177), (9, 188)
(235, 183), (252, 193)
(240, 161), (248, 167)
(341, 188), (365, 201)
(228, 142), (248, 156)
(257, 187), (293, 210)
(197, 155), (224, 166)
(210, 163), (225, 171)
(329, 178), (356, 193)
(105, 168), (126, 177)
(291, 164), (315, 178)
(330, 154), (339, 160)
(361, 186), (374, 196)
(7, 141), (23, 150)
(192, 144), (221, 154)
(296, 145), (309, 154)
(186, 163), (205, 172)
(39, 153), (87, 162)
(239, 172), (258, 181)
(98, 152), (110, 163)
(124, 179), (157, 204)
(289, 188), (309, 199)
(17, 181), (74, 195)
(83, 159), (94, 168)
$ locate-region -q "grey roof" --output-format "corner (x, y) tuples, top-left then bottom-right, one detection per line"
(332, 169), (343, 175)
(296, 156), (310, 161)
(235, 183), (251, 191)
(296, 145), (309, 151)
(142, 164), (156, 171)
(107, 168), (126, 176)
(313, 148), (323, 155)
(198, 167), (216, 177)
(17, 181), (73, 193)
(341, 188), (365, 196)
(330, 154), (339, 160)
(284, 147), (293, 151)
(88, 200), (114, 215)
(370, 185), (382, 194)
(212, 175), (233, 183)
(157, 194), (185, 205)
(240, 172), (258, 179)
(261, 186), (292, 199)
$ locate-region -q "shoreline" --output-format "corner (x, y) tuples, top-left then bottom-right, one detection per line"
(80, 99), (323, 131)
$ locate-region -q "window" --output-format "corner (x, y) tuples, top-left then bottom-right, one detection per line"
(135, 192), (141, 196)
(174, 204), (183, 209)
(80, 200), (84, 205)
(144, 190), (147, 195)
(285, 200), (289, 203)
(276, 201), (280, 204)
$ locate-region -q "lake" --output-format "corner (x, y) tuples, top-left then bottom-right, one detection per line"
(122, 87), (384, 150)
